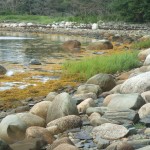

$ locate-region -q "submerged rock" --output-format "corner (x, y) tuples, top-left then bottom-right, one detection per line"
(0, 65), (7, 75)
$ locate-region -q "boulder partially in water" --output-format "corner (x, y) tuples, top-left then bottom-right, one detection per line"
(0, 65), (7, 75)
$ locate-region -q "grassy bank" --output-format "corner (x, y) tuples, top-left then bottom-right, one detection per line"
(0, 15), (111, 24)
(63, 51), (140, 80)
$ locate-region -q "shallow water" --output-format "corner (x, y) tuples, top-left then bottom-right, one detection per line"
(0, 31), (93, 64)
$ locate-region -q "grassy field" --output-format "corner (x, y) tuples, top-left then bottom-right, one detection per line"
(63, 51), (140, 80)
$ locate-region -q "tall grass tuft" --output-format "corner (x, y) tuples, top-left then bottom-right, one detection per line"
(131, 39), (150, 50)
(63, 51), (140, 80)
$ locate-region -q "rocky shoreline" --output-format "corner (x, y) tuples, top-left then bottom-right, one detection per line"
(0, 46), (150, 150)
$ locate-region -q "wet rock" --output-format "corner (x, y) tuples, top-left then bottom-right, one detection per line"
(106, 142), (134, 150)
(49, 137), (74, 150)
(0, 114), (27, 143)
(77, 98), (96, 114)
(138, 48), (150, 61)
(87, 40), (113, 50)
(76, 84), (101, 95)
(44, 92), (58, 101)
(120, 72), (150, 94)
(72, 93), (97, 104)
(26, 126), (54, 144)
(53, 143), (79, 150)
(103, 109), (139, 124)
(0, 65), (7, 75)
(46, 115), (82, 135)
(86, 107), (104, 116)
(92, 123), (129, 140)
(107, 93), (145, 110)
(86, 73), (116, 92)
(141, 91), (150, 103)
(62, 40), (81, 51)
(10, 138), (47, 150)
(0, 139), (12, 150)
(30, 101), (51, 119)
(29, 59), (41, 65)
(46, 92), (78, 123)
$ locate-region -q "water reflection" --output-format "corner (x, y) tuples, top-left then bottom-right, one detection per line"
(0, 31), (94, 64)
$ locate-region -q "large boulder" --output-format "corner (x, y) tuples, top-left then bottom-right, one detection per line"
(76, 84), (101, 95)
(16, 113), (45, 127)
(138, 48), (150, 61)
(92, 123), (129, 140)
(46, 115), (82, 135)
(26, 126), (54, 144)
(87, 40), (113, 50)
(46, 92), (78, 123)
(0, 115), (27, 143)
(86, 73), (116, 92)
(120, 72), (150, 94)
(62, 40), (81, 51)
(30, 101), (51, 119)
(103, 109), (139, 124)
(107, 93), (145, 110)
(77, 98), (96, 113)
(0, 65), (7, 75)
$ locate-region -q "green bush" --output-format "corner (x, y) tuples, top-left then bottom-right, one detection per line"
(63, 51), (140, 80)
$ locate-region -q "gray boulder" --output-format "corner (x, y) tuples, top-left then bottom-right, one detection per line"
(0, 65), (7, 75)
(46, 92), (78, 123)
(86, 73), (116, 92)
(76, 84), (101, 95)
(107, 93), (145, 110)
(120, 72), (150, 94)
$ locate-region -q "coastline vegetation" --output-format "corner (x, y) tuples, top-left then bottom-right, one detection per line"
(63, 51), (140, 80)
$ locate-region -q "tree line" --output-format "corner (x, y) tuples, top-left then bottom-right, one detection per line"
(0, 0), (149, 23)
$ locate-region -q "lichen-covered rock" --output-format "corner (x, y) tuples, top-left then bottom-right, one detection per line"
(46, 92), (78, 123)
(87, 40), (113, 50)
(30, 101), (51, 119)
(86, 73), (116, 92)
(77, 98), (96, 113)
(46, 115), (82, 135)
(26, 126), (54, 144)
(92, 123), (129, 140)
(76, 84), (101, 95)
(0, 115), (27, 143)
(0, 65), (7, 75)
(120, 72), (150, 94)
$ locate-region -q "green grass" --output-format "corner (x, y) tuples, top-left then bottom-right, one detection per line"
(134, 123), (145, 129)
(131, 39), (150, 50)
(63, 51), (140, 80)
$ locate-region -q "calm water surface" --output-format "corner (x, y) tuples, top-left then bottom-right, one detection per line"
(0, 31), (95, 64)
